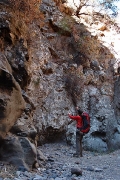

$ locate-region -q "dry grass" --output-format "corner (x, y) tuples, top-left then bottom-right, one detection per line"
(9, 0), (41, 23)
(65, 73), (84, 106)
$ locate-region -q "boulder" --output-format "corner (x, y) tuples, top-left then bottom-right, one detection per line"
(0, 53), (25, 139)
(0, 135), (37, 171)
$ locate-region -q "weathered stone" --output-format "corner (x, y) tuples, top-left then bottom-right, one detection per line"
(0, 135), (37, 170)
(37, 149), (47, 161)
(0, 53), (25, 139)
(71, 167), (82, 176)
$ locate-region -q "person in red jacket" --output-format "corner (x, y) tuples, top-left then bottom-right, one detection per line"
(68, 107), (84, 157)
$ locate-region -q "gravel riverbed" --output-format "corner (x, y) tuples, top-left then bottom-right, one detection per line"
(0, 142), (120, 180)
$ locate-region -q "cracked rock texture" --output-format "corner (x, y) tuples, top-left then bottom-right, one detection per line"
(0, 0), (120, 170)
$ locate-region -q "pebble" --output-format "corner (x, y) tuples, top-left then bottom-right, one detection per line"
(33, 175), (46, 180)
(94, 167), (103, 172)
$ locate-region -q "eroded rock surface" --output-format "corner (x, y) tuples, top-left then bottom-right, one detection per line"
(0, 0), (120, 171)
(0, 53), (25, 138)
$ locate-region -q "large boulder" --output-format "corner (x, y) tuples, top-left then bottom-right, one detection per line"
(0, 53), (25, 139)
(0, 134), (37, 171)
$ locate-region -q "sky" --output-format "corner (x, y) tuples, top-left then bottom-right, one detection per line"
(114, 1), (120, 12)
(114, 1), (120, 23)
(97, 1), (120, 22)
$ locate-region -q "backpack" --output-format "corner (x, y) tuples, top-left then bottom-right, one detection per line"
(80, 112), (90, 133)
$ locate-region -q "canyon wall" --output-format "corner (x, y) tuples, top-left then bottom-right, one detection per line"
(0, 0), (120, 169)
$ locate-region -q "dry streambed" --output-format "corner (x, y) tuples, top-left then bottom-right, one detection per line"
(0, 142), (120, 180)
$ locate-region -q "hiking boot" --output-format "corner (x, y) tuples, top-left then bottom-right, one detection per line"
(73, 153), (80, 157)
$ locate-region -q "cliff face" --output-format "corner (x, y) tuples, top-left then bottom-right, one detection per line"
(0, 0), (120, 169)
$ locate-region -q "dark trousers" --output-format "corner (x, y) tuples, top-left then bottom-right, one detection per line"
(76, 129), (83, 157)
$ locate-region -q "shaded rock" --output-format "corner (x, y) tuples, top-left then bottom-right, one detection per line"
(90, 60), (100, 71)
(10, 158), (29, 172)
(0, 0), (10, 5)
(10, 91), (37, 140)
(19, 137), (37, 169)
(0, 53), (25, 139)
(0, 135), (37, 170)
(71, 167), (82, 176)
(47, 157), (54, 162)
(5, 39), (30, 89)
(84, 136), (108, 152)
(37, 149), (47, 161)
(10, 116), (37, 140)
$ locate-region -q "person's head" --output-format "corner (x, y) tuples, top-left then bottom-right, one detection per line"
(76, 107), (83, 116)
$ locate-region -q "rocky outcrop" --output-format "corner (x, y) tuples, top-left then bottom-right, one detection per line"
(0, 0), (38, 170)
(28, 0), (120, 152)
(0, 53), (25, 138)
(0, 134), (37, 171)
(0, 0), (120, 170)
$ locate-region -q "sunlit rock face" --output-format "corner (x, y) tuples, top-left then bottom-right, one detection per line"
(27, 0), (120, 152)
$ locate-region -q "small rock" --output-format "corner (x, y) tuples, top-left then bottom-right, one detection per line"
(18, 166), (28, 172)
(94, 167), (103, 172)
(75, 161), (80, 164)
(85, 166), (94, 171)
(55, 177), (67, 180)
(71, 167), (82, 176)
(16, 171), (21, 177)
(47, 158), (54, 162)
(33, 175), (45, 180)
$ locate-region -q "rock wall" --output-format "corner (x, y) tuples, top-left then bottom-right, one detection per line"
(27, 0), (120, 152)
(0, 0), (39, 170)
(0, 53), (25, 138)
(0, 0), (120, 169)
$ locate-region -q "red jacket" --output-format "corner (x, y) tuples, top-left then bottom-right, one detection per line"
(68, 114), (90, 133)
(68, 114), (83, 128)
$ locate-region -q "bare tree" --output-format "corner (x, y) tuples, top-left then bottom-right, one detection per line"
(72, 0), (120, 17)
(73, 0), (90, 16)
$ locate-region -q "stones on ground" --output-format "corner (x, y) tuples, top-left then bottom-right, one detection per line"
(0, 143), (120, 179)
(83, 166), (103, 172)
